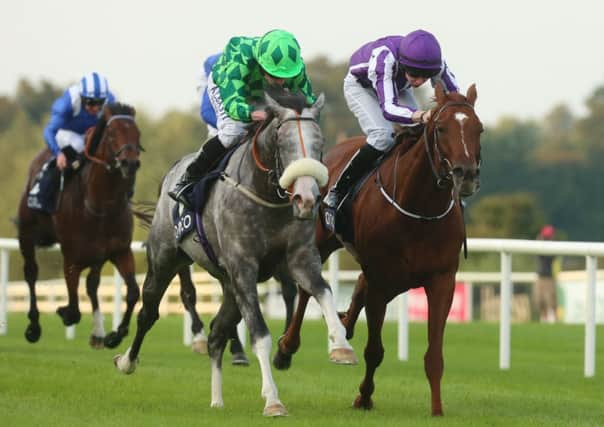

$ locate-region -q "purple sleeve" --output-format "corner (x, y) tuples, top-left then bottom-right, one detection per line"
(370, 48), (415, 124)
(433, 61), (459, 93)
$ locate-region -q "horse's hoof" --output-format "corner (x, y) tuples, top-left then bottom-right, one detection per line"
(263, 402), (288, 417)
(329, 348), (358, 365)
(272, 350), (292, 370)
(104, 331), (123, 349)
(113, 353), (137, 374)
(89, 335), (105, 349)
(191, 339), (208, 355)
(56, 306), (81, 326)
(353, 395), (373, 410)
(231, 352), (249, 366)
(24, 323), (41, 343)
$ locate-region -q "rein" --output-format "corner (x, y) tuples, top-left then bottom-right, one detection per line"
(376, 100), (475, 221)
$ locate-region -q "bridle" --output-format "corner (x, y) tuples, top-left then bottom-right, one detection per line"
(424, 101), (478, 188)
(376, 100), (479, 221)
(250, 112), (319, 199)
(83, 114), (143, 171)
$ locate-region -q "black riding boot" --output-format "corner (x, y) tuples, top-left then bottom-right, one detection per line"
(323, 144), (383, 210)
(168, 135), (228, 208)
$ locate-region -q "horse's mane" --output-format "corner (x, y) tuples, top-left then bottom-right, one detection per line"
(89, 103), (136, 155)
(244, 86), (309, 139)
(265, 84), (309, 113)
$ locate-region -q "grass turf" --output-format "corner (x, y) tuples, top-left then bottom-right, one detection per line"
(0, 313), (602, 426)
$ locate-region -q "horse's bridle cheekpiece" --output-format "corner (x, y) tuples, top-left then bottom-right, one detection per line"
(84, 115), (142, 171)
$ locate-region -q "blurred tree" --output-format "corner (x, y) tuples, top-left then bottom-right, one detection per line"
(0, 96), (18, 133)
(467, 192), (545, 239)
(535, 104), (583, 165)
(575, 85), (604, 161)
(305, 56), (360, 147)
(15, 79), (62, 125)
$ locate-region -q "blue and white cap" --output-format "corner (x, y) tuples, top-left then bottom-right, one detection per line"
(79, 72), (109, 99)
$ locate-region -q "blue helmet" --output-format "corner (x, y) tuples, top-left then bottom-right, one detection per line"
(79, 72), (109, 100)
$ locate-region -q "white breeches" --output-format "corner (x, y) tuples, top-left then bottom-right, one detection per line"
(207, 74), (250, 148)
(343, 73), (419, 152)
(56, 129), (86, 153)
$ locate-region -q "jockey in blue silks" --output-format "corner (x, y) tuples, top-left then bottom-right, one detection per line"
(44, 72), (116, 170)
(28, 72), (116, 212)
(323, 29), (459, 212)
(198, 53), (222, 136)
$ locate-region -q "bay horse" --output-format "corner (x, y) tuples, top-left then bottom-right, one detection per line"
(114, 90), (356, 416)
(17, 103), (143, 349)
(274, 83), (482, 415)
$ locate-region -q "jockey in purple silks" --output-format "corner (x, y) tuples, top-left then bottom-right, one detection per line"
(323, 29), (459, 212)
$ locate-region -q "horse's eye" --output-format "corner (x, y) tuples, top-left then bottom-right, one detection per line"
(437, 126), (446, 133)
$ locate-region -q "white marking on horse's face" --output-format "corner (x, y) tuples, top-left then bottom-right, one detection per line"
(455, 112), (470, 157)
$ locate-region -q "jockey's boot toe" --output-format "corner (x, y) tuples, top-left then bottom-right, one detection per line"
(323, 189), (341, 210)
(168, 179), (195, 210)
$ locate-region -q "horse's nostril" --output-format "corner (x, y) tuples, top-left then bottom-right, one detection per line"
(452, 167), (465, 178)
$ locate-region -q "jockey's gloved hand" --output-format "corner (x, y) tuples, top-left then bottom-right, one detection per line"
(56, 153), (68, 170)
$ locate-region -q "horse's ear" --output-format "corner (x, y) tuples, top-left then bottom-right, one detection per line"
(310, 93), (325, 118)
(434, 81), (446, 104)
(466, 84), (477, 106)
(265, 93), (286, 117)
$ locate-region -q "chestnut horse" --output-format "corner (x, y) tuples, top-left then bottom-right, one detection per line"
(275, 84), (482, 415)
(17, 103), (143, 349)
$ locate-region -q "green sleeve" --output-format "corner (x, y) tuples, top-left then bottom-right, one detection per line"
(212, 37), (255, 122)
(288, 64), (316, 105)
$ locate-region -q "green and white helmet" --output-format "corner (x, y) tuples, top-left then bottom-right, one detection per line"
(255, 29), (303, 79)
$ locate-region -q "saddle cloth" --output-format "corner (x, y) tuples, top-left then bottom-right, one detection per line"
(172, 144), (241, 268)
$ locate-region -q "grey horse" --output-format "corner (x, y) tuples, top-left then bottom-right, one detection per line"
(114, 90), (356, 416)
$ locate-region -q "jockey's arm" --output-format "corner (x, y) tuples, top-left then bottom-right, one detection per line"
(43, 93), (72, 156)
(287, 64), (317, 105)
(430, 60), (459, 93)
(368, 48), (416, 124)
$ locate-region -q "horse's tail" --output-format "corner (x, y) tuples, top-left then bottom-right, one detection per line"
(131, 200), (155, 229)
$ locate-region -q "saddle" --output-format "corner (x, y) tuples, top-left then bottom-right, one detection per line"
(172, 144), (241, 268)
(27, 147), (84, 213)
(324, 126), (423, 243)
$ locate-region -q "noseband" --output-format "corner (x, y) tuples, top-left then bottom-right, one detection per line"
(424, 101), (477, 188)
(84, 115), (143, 171)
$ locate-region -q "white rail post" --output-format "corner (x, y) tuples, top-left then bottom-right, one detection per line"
(397, 292), (409, 361)
(499, 252), (512, 370)
(183, 265), (193, 346)
(112, 268), (123, 331)
(584, 255), (597, 378)
(0, 249), (8, 335)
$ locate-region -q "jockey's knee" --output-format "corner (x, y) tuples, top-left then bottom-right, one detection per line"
(366, 131), (394, 152)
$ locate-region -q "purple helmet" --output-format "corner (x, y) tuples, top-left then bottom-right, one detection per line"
(399, 30), (442, 71)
